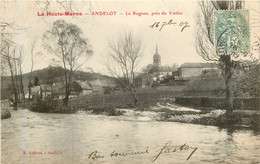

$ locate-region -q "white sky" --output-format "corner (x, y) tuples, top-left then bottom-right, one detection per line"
(1, 0), (259, 75)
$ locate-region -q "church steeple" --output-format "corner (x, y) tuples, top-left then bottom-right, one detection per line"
(153, 44), (161, 67)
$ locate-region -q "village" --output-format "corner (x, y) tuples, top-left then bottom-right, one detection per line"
(23, 45), (225, 103)
(1, 44), (253, 111)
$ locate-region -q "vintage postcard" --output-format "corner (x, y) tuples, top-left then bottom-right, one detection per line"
(1, 0), (260, 163)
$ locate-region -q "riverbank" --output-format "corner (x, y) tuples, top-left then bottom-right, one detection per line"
(154, 106), (260, 130)
(25, 97), (260, 131)
(79, 101), (260, 131)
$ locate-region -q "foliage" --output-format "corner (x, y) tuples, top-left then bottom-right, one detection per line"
(233, 65), (260, 97)
(30, 100), (75, 113)
(30, 100), (55, 113)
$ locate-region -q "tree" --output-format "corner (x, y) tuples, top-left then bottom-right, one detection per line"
(1, 3), (27, 110)
(34, 76), (40, 86)
(1, 37), (19, 110)
(18, 46), (25, 105)
(43, 19), (93, 106)
(106, 32), (144, 107)
(28, 39), (38, 101)
(195, 1), (246, 115)
(28, 80), (33, 101)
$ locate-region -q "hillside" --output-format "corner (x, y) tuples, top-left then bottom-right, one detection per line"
(1, 66), (115, 99)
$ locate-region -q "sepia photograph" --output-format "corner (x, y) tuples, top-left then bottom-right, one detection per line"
(1, 0), (260, 163)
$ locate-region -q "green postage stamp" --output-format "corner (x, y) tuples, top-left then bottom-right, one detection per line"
(214, 10), (250, 56)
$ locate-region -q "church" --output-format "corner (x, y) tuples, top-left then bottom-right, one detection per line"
(153, 45), (161, 67)
(147, 45), (177, 81)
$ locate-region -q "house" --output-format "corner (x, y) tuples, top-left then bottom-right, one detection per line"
(31, 85), (41, 103)
(135, 73), (153, 89)
(78, 81), (93, 95)
(52, 81), (82, 99)
(178, 62), (220, 79)
(41, 84), (53, 99)
(91, 84), (103, 94)
(89, 79), (108, 94)
(149, 65), (177, 82)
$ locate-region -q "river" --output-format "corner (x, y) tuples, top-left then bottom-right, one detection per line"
(1, 109), (260, 164)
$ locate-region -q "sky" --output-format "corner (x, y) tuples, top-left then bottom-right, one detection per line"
(1, 0), (259, 75)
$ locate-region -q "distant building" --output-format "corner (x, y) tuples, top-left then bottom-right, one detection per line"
(31, 86), (42, 103)
(78, 81), (93, 95)
(135, 73), (153, 89)
(41, 84), (53, 99)
(148, 45), (177, 82)
(52, 81), (82, 99)
(178, 62), (220, 79)
(89, 79), (104, 94)
(91, 84), (103, 94)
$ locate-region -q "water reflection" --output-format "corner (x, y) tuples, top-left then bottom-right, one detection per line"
(1, 109), (260, 164)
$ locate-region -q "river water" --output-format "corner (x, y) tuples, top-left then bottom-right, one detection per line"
(1, 109), (260, 164)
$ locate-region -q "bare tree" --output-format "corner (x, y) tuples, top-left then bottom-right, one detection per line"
(28, 38), (39, 101)
(18, 46), (25, 105)
(106, 32), (144, 107)
(1, 37), (19, 110)
(195, 1), (247, 115)
(43, 19), (93, 106)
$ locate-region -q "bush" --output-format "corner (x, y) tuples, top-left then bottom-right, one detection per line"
(1, 108), (11, 120)
(85, 104), (124, 116)
(30, 100), (75, 113)
(30, 100), (54, 113)
(214, 113), (242, 126)
(233, 66), (260, 97)
(55, 104), (75, 113)
(211, 112), (260, 129)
